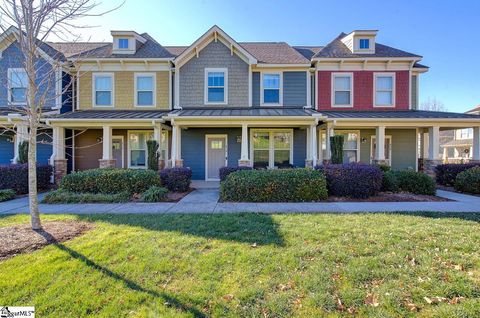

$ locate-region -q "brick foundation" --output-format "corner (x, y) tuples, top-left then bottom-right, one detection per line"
(158, 159), (166, 170)
(54, 159), (67, 184)
(174, 159), (184, 168)
(424, 159), (442, 178)
(99, 159), (116, 168)
(372, 159), (389, 166)
(238, 159), (251, 167)
(305, 159), (313, 168)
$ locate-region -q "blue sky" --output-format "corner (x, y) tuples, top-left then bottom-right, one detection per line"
(75, 0), (480, 112)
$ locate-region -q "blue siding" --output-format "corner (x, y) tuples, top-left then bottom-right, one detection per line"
(0, 133), (14, 165)
(0, 41), (56, 108)
(284, 71), (307, 106)
(293, 128), (307, 167)
(37, 130), (52, 165)
(60, 72), (73, 113)
(252, 72), (260, 106)
(182, 128), (241, 180)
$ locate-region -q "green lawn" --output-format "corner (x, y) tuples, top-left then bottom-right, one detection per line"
(0, 213), (479, 317)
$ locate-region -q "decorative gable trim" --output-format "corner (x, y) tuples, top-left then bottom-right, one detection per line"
(174, 25), (257, 68)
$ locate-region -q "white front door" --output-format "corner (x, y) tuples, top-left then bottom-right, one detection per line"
(205, 135), (228, 180)
(371, 136), (392, 165)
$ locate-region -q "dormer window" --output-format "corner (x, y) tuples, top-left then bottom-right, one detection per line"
(118, 38), (129, 49)
(359, 39), (370, 49)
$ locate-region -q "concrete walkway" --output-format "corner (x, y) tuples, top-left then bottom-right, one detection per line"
(1, 189), (480, 214)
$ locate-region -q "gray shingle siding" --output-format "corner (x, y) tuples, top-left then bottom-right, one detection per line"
(179, 41), (249, 107)
(284, 71), (307, 106)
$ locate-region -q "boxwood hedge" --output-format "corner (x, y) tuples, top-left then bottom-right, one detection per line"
(0, 164), (52, 194)
(220, 168), (328, 202)
(436, 163), (480, 186)
(59, 168), (161, 194)
(393, 170), (436, 195)
(455, 166), (480, 194)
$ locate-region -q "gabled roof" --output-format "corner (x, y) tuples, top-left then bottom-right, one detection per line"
(174, 25), (257, 66)
(313, 33), (422, 59)
(293, 46), (324, 60)
(67, 33), (175, 59)
(466, 105), (480, 114)
(47, 42), (107, 58)
(240, 42), (310, 64)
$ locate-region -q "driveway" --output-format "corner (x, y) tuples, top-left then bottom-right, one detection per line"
(1, 189), (480, 214)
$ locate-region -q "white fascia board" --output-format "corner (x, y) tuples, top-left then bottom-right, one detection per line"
(313, 57), (422, 62)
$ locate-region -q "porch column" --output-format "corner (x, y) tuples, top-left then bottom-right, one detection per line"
(425, 126), (441, 177)
(311, 124), (318, 167)
(171, 123), (183, 167)
(13, 124), (28, 163)
(99, 125), (115, 168)
(154, 124), (165, 170)
(318, 129), (323, 163)
(373, 126), (387, 165)
(238, 124), (250, 166)
(52, 126), (67, 183)
(324, 123), (333, 164)
(472, 127), (480, 162)
(305, 126), (312, 167)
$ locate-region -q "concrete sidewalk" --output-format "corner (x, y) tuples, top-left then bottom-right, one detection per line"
(1, 189), (480, 214)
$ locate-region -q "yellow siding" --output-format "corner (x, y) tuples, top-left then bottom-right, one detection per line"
(77, 71), (170, 110)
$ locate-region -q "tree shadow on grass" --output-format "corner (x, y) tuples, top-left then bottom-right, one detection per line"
(76, 213), (285, 246)
(35, 229), (207, 318)
(380, 211), (480, 223)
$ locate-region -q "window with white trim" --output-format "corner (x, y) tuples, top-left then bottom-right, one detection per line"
(375, 74), (395, 107)
(118, 38), (129, 49)
(205, 68), (227, 104)
(359, 39), (370, 49)
(128, 131), (153, 168)
(8, 68), (28, 104)
(332, 74), (352, 107)
(251, 130), (293, 169)
(135, 74), (155, 107)
(262, 73), (281, 105)
(93, 74), (113, 107)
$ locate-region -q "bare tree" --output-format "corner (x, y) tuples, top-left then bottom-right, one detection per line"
(0, 0), (119, 230)
(421, 97), (447, 112)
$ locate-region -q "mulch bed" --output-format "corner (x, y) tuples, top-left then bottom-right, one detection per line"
(327, 192), (450, 202)
(0, 221), (93, 261)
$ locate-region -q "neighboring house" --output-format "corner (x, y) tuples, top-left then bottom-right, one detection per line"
(19, 25), (480, 181)
(441, 105), (480, 163)
(0, 26), (73, 167)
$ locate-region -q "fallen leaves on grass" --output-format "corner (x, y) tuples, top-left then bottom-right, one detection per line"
(365, 293), (380, 307)
(222, 294), (234, 302)
(277, 281), (295, 292)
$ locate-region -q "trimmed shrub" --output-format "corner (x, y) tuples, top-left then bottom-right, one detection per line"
(140, 186), (169, 202)
(219, 166), (253, 182)
(382, 171), (399, 192)
(436, 163), (480, 186)
(160, 167), (192, 192)
(454, 167), (480, 194)
(60, 168), (161, 195)
(377, 164), (391, 173)
(147, 140), (159, 171)
(330, 135), (344, 164)
(220, 168), (328, 202)
(0, 189), (15, 202)
(42, 190), (130, 204)
(394, 170), (436, 195)
(315, 163), (383, 199)
(0, 164), (52, 194)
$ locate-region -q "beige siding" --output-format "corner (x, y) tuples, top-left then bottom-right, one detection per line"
(77, 71), (170, 110)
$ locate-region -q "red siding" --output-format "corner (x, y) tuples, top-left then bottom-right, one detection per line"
(317, 70), (410, 110)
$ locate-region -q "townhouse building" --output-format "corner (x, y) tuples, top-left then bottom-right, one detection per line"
(1, 25), (479, 181)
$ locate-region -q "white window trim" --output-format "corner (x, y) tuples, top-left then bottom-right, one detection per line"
(205, 134), (228, 181)
(260, 71), (283, 106)
(112, 135), (125, 168)
(250, 129), (293, 169)
(370, 135), (393, 165)
(331, 72), (353, 108)
(373, 72), (396, 108)
(7, 68), (28, 105)
(92, 72), (114, 108)
(334, 130), (361, 162)
(204, 67), (228, 105)
(127, 130), (153, 169)
(134, 72), (156, 107)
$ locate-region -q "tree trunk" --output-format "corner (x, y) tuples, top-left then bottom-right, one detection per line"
(28, 116), (41, 230)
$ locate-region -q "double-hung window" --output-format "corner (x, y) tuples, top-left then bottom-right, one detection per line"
(118, 38), (129, 49)
(93, 73), (113, 107)
(205, 68), (227, 104)
(374, 73), (395, 107)
(332, 73), (353, 107)
(135, 73), (155, 107)
(251, 129), (293, 169)
(8, 68), (28, 104)
(359, 39), (370, 49)
(128, 131), (153, 168)
(262, 73), (281, 105)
